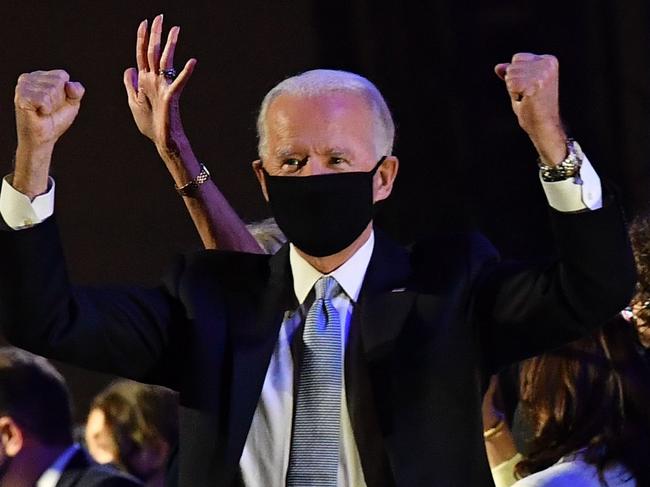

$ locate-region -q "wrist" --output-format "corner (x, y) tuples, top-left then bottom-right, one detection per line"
(13, 144), (54, 198)
(527, 123), (567, 166)
(156, 140), (203, 188)
(483, 417), (507, 440)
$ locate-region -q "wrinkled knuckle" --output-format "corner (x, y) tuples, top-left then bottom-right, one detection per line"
(544, 54), (559, 66)
(53, 69), (70, 79)
(512, 52), (530, 62)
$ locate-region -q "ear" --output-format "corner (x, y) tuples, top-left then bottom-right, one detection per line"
(0, 417), (23, 457)
(373, 156), (399, 203)
(252, 159), (269, 202)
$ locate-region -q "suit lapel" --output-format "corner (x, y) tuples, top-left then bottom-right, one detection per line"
(225, 244), (295, 471)
(342, 232), (416, 486)
(358, 231), (416, 362)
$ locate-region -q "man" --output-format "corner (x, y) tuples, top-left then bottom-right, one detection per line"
(0, 347), (142, 487)
(0, 16), (635, 487)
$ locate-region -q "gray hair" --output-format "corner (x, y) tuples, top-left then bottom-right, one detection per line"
(246, 218), (286, 254)
(256, 69), (395, 159)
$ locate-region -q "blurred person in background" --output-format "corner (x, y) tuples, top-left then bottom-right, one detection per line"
(0, 347), (141, 487)
(623, 212), (650, 357)
(85, 380), (178, 487)
(484, 319), (650, 486)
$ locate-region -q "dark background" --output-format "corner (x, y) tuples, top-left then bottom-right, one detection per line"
(0, 0), (648, 422)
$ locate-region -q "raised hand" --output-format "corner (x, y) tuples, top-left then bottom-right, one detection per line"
(124, 14), (197, 154)
(13, 70), (85, 197)
(495, 53), (567, 165)
(15, 70), (85, 151)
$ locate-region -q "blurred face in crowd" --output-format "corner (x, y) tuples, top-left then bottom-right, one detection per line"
(85, 408), (118, 465)
(85, 405), (171, 484)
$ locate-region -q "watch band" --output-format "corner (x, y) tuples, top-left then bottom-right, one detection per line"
(538, 139), (583, 183)
(175, 163), (211, 197)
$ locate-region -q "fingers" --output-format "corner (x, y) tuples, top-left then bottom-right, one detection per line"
(160, 26), (180, 71)
(123, 67), (138, 103)
(496, 53), (559, 102)
(147, 14), (164, 74)
(170, 58), (197, 95)
(64, 81), (85, 104)
(494, 63), (508, 81)
(136, 19), (148, 72)
(15, 70), (72, 114)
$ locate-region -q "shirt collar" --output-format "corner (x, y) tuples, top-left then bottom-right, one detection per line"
(36, 444), (80, 487)
(289, 231), (375, 304)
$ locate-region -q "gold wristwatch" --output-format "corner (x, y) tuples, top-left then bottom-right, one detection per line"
(538, 139), (583, 183)
(175, 163), (211, 196)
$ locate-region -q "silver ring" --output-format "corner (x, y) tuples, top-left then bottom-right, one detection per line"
(158, 68), (177, 81)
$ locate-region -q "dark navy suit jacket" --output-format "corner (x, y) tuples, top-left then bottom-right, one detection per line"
(0, 201), (635, 486)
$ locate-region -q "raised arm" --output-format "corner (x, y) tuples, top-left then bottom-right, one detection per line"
(0, 71), (184, 382)
(123, 15), (262, 252)
(475, 54), (635, 372)
(12, 70), (84, 199)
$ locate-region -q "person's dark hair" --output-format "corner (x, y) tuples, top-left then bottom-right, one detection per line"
(515, 319), (650, 485)
(0, 347), (72, 446)
(90, 380), (178, 473)
(630, 212), (650, 294)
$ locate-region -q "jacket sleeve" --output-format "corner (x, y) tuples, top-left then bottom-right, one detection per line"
(472, 197), (636, 374)
(0, 215), (187, 383)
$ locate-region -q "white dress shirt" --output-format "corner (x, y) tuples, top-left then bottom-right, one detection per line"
(36, 444), (81, 487)
(240, 234), (374, 486)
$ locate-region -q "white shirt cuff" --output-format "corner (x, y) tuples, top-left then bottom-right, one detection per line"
(0, 175), (55, 230)
(540, 154), (602, 212)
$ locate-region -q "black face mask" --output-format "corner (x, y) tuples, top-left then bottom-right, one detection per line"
(263, 157), (386, 257)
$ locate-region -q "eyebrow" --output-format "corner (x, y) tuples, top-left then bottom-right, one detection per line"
(274, 146), (353, 158)
(274, 147), (299, 158)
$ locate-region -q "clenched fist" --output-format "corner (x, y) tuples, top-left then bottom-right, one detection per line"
(495, 53), (567, 165)
(12, 70), (84, 198)
(15, 70), (85, 150)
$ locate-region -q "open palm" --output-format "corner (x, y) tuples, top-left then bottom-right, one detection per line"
(124, 15), (197, 152)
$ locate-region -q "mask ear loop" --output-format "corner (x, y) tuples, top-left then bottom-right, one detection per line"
(370, 155), (388, 175)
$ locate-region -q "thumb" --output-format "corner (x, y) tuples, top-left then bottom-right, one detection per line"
(494, 63), (509, 81)
(64, 81), (85, 104)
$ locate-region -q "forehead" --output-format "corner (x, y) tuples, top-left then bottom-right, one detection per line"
(264, 91), (376, 155)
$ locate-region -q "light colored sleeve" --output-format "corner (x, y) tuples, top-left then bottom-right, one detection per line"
(491, 453), (523, 487)
(0, 175), (55, 230)
(540, 155), (602, 212)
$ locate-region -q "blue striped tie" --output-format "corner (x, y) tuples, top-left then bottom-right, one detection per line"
(287, 276), (342, 486)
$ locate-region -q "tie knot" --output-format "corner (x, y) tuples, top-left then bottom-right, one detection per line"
(314, 276), (339, 301)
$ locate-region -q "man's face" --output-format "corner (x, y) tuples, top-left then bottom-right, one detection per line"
(254, 91), (395, 202)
